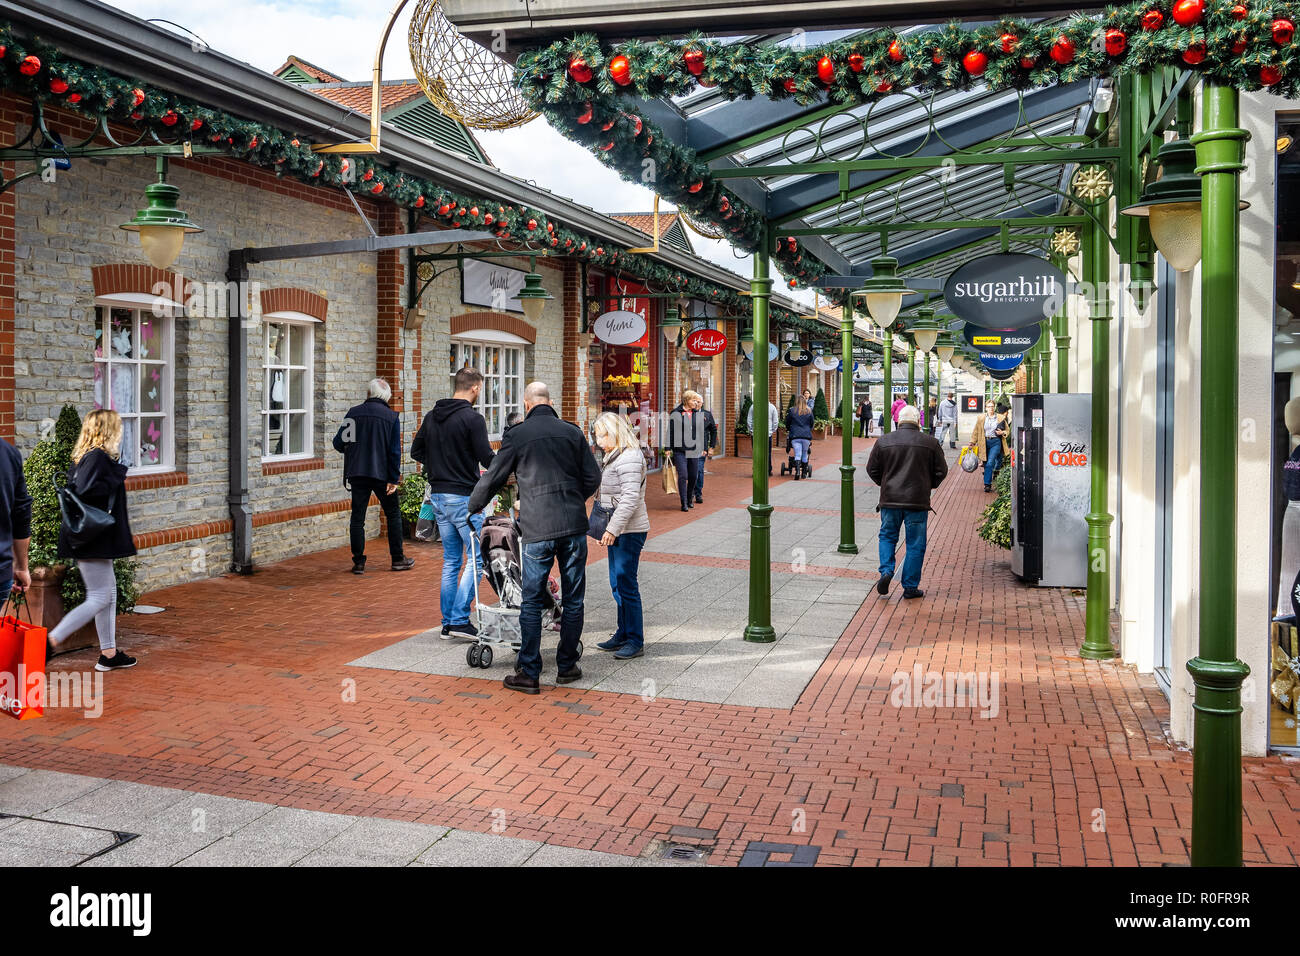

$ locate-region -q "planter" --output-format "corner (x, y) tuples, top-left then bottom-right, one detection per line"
(735, 433), (753, 459)
(26, 565), (97, 657)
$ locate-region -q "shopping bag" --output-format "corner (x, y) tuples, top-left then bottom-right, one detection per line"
(959, 446), (979, 473)
(415, 489), (439, 542)
(0, 598), (47, 720)
(662, 457), (678, 495)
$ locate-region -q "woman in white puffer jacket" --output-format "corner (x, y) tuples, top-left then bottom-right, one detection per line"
(591, 412), (650, 660)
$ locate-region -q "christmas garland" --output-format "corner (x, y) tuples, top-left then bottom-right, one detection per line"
(0, 22), (848, 336)
(512, 0), (1300, 306)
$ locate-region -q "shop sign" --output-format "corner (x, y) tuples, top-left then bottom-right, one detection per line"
(593, 310), (648, 346)
(812, 354), (839, 371)
(978, 352), (1024, 373)
(784, 347), (813, 367)
(961, 322), (1042, 356)
(462, 258), (527, 314)
(988, 367), (1019, 381)
(943, 253), (1066, 330)
(767, 342), (780, 363)
(686, 327), (728, 356)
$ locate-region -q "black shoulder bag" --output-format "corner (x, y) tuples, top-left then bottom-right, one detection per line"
(55, 466), (117, 549)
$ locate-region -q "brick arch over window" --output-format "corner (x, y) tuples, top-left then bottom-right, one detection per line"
(261, 287), (329, 322)
(91, 264), (195, 302)
(450, 312), (536, 344)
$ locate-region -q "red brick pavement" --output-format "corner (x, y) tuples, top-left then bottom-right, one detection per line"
(2, 437), (1298, 866)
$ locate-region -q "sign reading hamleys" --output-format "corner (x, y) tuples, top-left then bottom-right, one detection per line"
(686, 327), (727, 356)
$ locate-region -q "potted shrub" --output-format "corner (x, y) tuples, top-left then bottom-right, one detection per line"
(812, 388), (832, 439)
(398, 472), (429, 539)
(735, 396), (753, 459)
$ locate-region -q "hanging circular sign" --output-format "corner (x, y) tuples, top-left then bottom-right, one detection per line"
(988, 367), (1019, 381)
(813, 354), (839, 371)
(978, 352), (1025, 373)
(853, 364), (869, 383)
(685, 327), (728, 356)
(961, 322), (1042, 356)
(943, 253), (1066, 330)
(768, 342), (780, 363)
(784, 347), (813, 367)
(592, 310), (647, 346)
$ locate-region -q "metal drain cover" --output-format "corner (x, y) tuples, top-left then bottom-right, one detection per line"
(660, 844), (707, 862)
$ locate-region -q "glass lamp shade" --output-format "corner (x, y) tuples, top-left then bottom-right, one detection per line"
(660, 308), (682, 343)
(137, 225), (186, 270)
(936, 344), (955, 363)
(740, 335), (755, 355)
(515, 272), (553, 322)
(1147, 201), (1203, 273)
(863, 292), (903, 326)
(521, 296), (546, 323)
(913, 328), (939, 353)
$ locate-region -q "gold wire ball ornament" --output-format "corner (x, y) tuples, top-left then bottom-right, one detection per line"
(416, 261), (436, 282)
(680, 210), (727, 240)
(1049, 228), (1081, 256)
(408, 0), (539, 131)
(1070, 165), (1113, 202)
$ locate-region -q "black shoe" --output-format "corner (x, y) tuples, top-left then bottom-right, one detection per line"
(503, 672), (540, 695)
(96, 650), (137, 671)
(950, 443), (957, 449)
(440, 624), (456, 641)
(448, 621), (479, 640)
(876, 573), (892, 596)
(556, 667), (583, 684)
(903, 588), (925, 599)
(391, 556), (415, 571)
(984, 484), (992, 493)
(597, 635), (626, 651)
(694, 496), (703, 504)
(351, 560), (366, 575)
(681, 505), (690, 512)
(687, 501), (694, 509)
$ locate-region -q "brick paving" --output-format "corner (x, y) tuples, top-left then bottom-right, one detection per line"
(1, 436), (1298, 866)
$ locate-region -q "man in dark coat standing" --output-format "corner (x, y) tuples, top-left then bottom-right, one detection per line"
(469, 382), (601, 695)
(0, 437), (31, 599)
(866, 404), (948, 599)
(333, 378), (414, 574)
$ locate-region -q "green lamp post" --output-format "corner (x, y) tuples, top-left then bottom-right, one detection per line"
(515, 259), (555, 323)
(838, 301), (858, 554)
(744, 233), (775, 644)
(119, 156), (203, 270)
(853, 256), (914, 435)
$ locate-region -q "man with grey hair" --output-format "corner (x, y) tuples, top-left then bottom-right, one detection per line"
(333, 377), (414, 574)
(469, 381), (601, 694)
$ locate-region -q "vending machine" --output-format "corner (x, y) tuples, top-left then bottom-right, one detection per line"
(1010, 393), (1091, 587)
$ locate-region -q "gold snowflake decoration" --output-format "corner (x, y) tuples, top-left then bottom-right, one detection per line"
(1071, 165), (1113, 201)
(1049, 228), (1080, 256)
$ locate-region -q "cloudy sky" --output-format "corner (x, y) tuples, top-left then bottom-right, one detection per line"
(105, 0), (818, 306)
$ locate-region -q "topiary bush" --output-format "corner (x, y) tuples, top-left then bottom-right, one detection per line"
(736, 395), (753, 435)
(399, 472), (428, 526)
(22, 404), (80, 567)
(813, 387), (829, 422)
(976, 463), (1013, 550)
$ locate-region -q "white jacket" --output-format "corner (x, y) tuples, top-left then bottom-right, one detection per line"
(599, 446), (650, 537)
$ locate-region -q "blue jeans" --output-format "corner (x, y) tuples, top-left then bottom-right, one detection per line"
(791, 438), (811, 463)
(607, 532), (646, 651)
(879, 508), (929, 590)
(429, 493), (484, 627)
(984, 439), (1004, 486)
(519, 533), (586, 679)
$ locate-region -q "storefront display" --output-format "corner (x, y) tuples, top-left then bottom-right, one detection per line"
(589, 275), (659, 452)
(675, 318), (726, 451)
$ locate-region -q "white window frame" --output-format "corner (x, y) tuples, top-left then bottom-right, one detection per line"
(261, 313), (319, 462)
(450, 333), (527, 441)
(92, 300), (176, 475)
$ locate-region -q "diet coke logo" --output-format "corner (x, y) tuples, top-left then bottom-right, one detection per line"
(1048, 441), (1087, 467)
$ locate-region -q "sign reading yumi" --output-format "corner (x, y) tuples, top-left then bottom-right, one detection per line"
(685, 327), (727, 356)
(593, 310), (648, 346)
(944, 254), (1065, 330)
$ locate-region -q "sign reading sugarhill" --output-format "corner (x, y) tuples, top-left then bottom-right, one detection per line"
(943, 254), (1066, 330)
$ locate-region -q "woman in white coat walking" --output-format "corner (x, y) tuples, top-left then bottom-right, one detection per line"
(592, 412), (651, 660)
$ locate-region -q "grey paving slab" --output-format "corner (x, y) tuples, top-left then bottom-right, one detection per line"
(0, 768), (109, 815)
(292, 849), (411, 867)
(318, 817), (451, 861)
(81, 833), (222, 867)
(175, 834), (314, 867)
(0, 841), (85, 866)
(415, 829), (542, 866)
(137, 791), (276, 840)
(232, 806), (356, 847)
(0, 818), (120, 854)
(38, 779), (191, 831)
(521, 844), (647, 867)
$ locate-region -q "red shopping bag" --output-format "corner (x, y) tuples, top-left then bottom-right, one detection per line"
(0, 598), (47, 720)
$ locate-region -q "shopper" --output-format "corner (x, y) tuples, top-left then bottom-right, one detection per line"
(866, 405), (948, 600)
(333, 378), (414, 574)
(691, 396), (718, 505)
(968, 398), (1011, 492)
(926, 399), (938, 436)
(857, 399), (872, 438)
(591, 412), (650, 660)
(666, 389), (708, 512)
(468, 382), (601, 694)
(0, 437), (31, 599)
(411, 367), (495, 640)
(48, 409), (137, 670)
(747, 399), (781, 476)
(936, 392), (958, 449)
(891, 394), (906, 425)
(785, 393), (815, 480)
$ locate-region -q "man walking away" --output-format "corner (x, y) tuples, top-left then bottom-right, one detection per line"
(0, 437), (31, 599)
(469, 382), (601, 695)
(937, 392), (958, 449)
(333, 378), (414, 574)
(411, 367), (495, 640)
(857, 399), (871, 438)
(866, 405), (948, 600)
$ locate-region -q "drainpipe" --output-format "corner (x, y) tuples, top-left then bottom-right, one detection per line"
(225, 250), (253, 574)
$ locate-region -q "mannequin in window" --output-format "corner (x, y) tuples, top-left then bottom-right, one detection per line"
(1275, 396), (1300, 622)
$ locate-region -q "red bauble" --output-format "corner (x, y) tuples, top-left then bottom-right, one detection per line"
(249, 136), (258, 149)
(160, 110), (178, 126)
(1273, 18), (1295, 44)
(362, 169), (373, 181)
(290, 138), (299, 147)
(1262, 64), (1283, 84)
(18, 55), (40, 76)
(788, 279), (798, 289)
(527, 218), (537, 230)
(1182, 42), (1207, 64)
(848, 52), (865, 73)
(578, 242), (586, 252)
(1000, 33), (1018, 54)
(962, 50), (988, 75)
(595, 247), (604, 256)
(876, 76), (894, 92)
(415, 196), (425, 208)
(599, 141), (615, 151)
(1020, 56), (1037, 69)
(130, 112), (142, 122)
(0, 46), (6, 58)
(567, 55), (593, 83)
(484, 213), (494, 225)
(600, 119), (615, 131)
(1141, 9), (1164, 30)
(370, 183), (384, 194)
(546, 222), (554, 233)
(131, 87), (145, 106)
(608, 54), (633, 86)
(1172, 0), (1205, 26)
(683, 48), (705, 76)
(783, 78), (798, 93)
(438, 203), (451, 215)
(931, 50), (944, 65)
(576, 102), (594, 124)
(1050, 36), (1076, 64)
(469, 206), (480, 218)
(719, 197), (730, 213)
(1105, 28), (1128, 57)
(457, 207), (466, 217)
(67, 93), (81, 104)
(888, 39), (905, 62)
(1233, 37), (1248, 53)
(1231, 3), (1248, 18)
(550, 237), (558, 246)
(190, 118), (203, 131)
(688, 181), (703, 193)
(49, 78), (68, 94)
(817, 55), (835, 84)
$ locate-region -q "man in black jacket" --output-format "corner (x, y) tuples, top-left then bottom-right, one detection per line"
(865, 404), (948, 600)
(469, 382), (601, 694)
(411, 367), (494, 639)
(0, 438), (31, 599)
(333, 378), (413, 574)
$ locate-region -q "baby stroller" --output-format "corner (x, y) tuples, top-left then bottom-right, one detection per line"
(465, 514), (578, 668)
(779, 435), (812, 479)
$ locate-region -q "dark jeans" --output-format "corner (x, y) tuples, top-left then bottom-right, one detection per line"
(879, 508), (929, 590)
(518, 533), (586, 679)
(672, 452), (702, 508)
(858, 417), (868, 437)
(692, 459), (705, 500)
(984, 440), (1004, 487)
(349, 477), (405, 563)
(608, 531), (646, 651)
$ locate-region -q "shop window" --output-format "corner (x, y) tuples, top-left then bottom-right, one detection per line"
(92, 305), (174, 473)
(262, 316), (317, 461)
(450, 335), (525, 440)
(674, 320), (726, 451)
